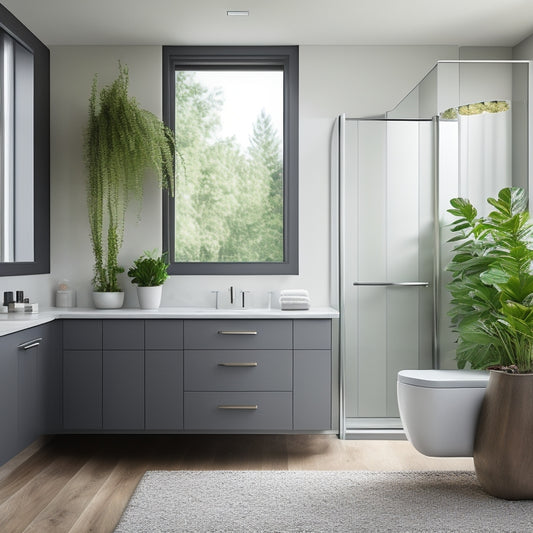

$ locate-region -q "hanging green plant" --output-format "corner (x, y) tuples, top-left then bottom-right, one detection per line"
(85, 63), (175, 293)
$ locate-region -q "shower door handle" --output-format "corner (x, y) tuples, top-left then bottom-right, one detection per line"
(353, 281), (429, 287)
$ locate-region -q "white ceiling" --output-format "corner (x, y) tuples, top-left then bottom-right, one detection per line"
(3, 0), (533, 47)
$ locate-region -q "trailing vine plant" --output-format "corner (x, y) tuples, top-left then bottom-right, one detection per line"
(85, 63), (175, 292)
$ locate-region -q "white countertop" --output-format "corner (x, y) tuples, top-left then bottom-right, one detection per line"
(0, 306), (339, 336)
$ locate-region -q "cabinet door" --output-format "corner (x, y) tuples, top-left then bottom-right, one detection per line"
(39, 322), (61, 433)
(0, 335), (18, 465)
(145, 350), (183, 430)
(293, 350), (332, 430)
(63, 350), (102, 430)
(103, 350), (144, 430)
(17, 339), (39, 449)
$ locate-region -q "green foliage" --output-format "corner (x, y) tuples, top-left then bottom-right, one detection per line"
(440, 100), (510, 120)
(127, 250), (169, 287)
(173, 72), (283, 263)
(446, 187), (533, 373)
(85, 63), (175, 292)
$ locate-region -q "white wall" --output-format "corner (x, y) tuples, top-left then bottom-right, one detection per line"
(513, 34), (533, 59)
(2, 44), (458, 309)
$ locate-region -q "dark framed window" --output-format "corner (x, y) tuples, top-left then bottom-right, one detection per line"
(162, 46), (298, 275)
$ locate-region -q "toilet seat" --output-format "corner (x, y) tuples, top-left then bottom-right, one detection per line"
(398, 369), (489, 388)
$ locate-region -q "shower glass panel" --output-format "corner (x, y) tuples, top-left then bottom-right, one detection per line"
(342, 119), (434, 428)
(336, 60), (530, 438)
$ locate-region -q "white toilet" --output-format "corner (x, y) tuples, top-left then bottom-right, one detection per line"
(397, 369), (490, 457)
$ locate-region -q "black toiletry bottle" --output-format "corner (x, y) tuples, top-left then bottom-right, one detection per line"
(3, 291), (14, 306)
(16, 291), (24, 303)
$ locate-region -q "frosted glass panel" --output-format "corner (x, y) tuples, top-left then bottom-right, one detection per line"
(343, 120), (434, 419)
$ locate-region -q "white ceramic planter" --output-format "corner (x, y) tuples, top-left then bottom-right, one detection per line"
(92, 291), (124, 309)
(137, 285), (163, 310)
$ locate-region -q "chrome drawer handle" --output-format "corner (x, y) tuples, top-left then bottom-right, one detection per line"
(218, 330), (258, 335)
(218, 362), (258, 367)
(18, 338), (42, 350)
(217, 405), (258, 410)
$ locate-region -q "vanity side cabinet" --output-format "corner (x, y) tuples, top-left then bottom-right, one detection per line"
(145, 320), (184, 430)
(0, 334), (19, 464)
(293, 320), (332, 430)
(63, 320), (103, 430)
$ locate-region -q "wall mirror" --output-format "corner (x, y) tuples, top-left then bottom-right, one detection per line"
(0, 4), (49, 276)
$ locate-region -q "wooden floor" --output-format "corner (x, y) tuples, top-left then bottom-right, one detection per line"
(0, 434), (474, 533)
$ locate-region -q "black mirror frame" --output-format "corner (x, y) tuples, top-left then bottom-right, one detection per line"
(0, 4), (50, 276)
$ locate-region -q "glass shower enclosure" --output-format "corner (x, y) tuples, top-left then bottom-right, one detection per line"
(332, 60), (531, 439)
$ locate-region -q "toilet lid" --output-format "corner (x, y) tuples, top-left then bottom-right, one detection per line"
(397, 369), (490, 388)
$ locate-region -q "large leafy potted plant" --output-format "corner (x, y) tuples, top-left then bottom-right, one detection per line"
(127, 250), (169, 309)
(85, 63), (174, 308)
(447, 186), (533, 499)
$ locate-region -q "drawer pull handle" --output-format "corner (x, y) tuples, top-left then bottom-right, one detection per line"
(218, 362), (258, 367)
(218, 330), (258, 335)
(18, 338), (42, 350)
(217, 405), (258, 410)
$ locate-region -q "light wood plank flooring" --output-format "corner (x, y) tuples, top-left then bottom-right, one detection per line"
(0, 434), (474, 532)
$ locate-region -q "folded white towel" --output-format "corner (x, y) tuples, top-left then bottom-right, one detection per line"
(280, 289), (309, 297)
(281, 300), (310, 311)
(279, 296), (310, 304)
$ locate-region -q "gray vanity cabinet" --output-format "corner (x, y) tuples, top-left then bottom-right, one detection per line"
(145, 320), (184, 430)
(60, 317), (334, 434)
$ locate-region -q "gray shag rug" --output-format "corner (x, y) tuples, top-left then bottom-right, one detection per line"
(114, 470), (533, 532)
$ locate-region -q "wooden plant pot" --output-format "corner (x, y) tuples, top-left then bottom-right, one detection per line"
(473, 370), (533, 499)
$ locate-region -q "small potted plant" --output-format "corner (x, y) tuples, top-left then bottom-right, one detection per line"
(128, 250), (169, 309)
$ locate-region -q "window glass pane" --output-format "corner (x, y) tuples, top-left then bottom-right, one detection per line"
(174, 69), (284, 263)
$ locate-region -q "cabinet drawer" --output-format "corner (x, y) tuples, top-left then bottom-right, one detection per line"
(184, 392), (292, 430)
(63, 320), (102, 350)
(103, 320), (144, 350)
(184, 350), (292, 391)
(184, 320), (292, 350)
